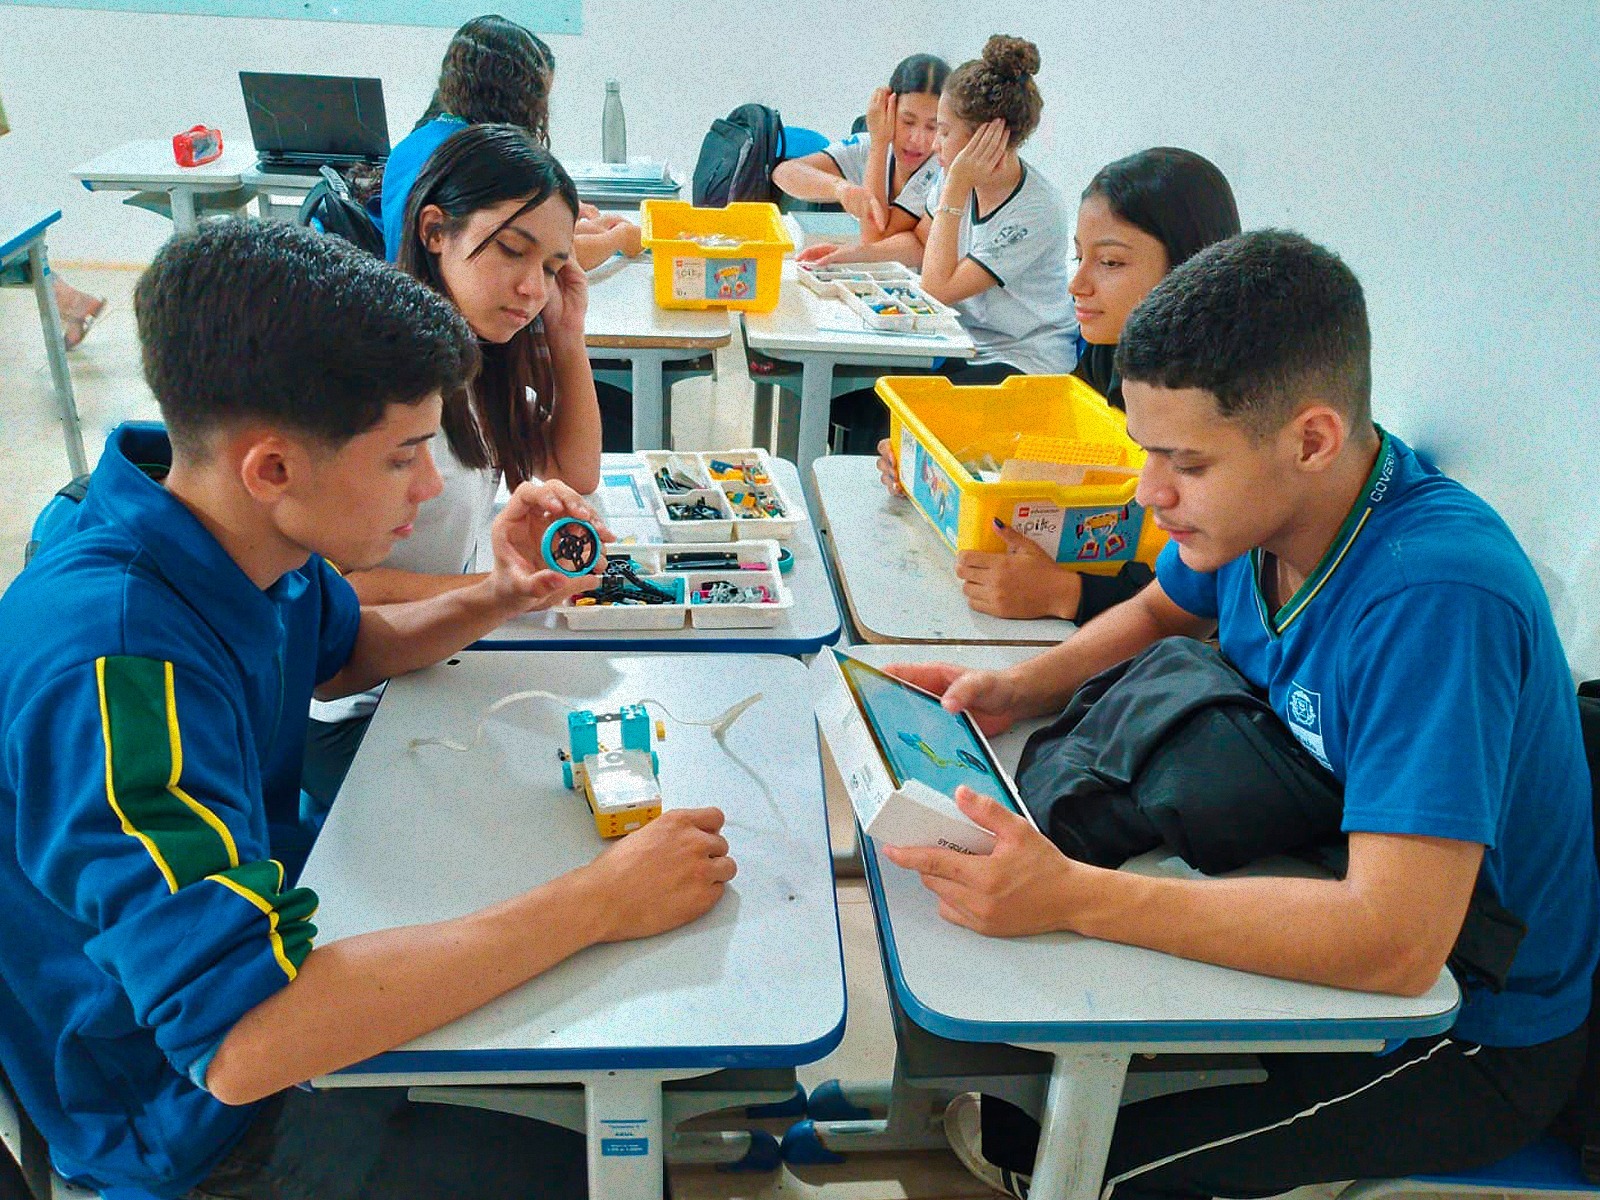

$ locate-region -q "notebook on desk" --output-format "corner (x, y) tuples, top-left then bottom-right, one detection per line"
(239, 71), (390, 174)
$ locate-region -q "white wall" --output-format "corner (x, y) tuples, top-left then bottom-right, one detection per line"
(3, 0), (1597, 673)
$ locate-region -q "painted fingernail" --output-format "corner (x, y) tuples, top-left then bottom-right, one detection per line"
(992, 518), (1005, 530)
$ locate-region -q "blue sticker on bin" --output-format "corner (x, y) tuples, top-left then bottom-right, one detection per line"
(601, 1138), (650, 1156)
(706, 258), (756, 301)
(907, 439), (962, 549)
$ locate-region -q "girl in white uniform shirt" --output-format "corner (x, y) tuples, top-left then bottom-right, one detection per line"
(806, 35), (1077, 450)
(772, 53), (947, 242)
(303, 123), (604, 809)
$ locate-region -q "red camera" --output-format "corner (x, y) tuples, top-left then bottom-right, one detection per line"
(172, 125), (223, 168)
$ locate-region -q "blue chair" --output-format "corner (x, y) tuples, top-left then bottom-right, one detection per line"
(780, 125), (829, 160)
(1339, 1136), (1600, 1200)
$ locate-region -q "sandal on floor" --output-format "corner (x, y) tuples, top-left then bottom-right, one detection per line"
(62, 296), (108, 351)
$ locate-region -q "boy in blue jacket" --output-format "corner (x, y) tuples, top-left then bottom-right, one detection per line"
(0, 219), (734, 1198)
(889, 230), (1596, 1200)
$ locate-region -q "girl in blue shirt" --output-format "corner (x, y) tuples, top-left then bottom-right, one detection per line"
(381, 16), (642, 268)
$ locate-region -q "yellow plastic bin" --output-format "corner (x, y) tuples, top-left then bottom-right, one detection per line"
(876, 374), (1168, 575)
(640, 200), (793, 313)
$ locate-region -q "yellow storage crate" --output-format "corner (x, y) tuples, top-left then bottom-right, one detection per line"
(640, 200), (793, 313)
(876, 374), (1168, 575)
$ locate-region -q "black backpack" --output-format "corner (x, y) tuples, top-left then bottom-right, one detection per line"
(296, 165), (385, 258)
(1557, 680), (1600, 1176)
(692, 103), (785, 207)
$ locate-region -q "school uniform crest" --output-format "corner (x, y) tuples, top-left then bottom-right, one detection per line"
(1286, 681), (1330, 768)
(990, 223), (1029, 249)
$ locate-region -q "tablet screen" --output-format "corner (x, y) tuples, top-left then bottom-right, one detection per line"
(835, 655), (1019, 812)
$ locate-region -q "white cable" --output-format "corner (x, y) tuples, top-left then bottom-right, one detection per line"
(409, 689), (765, 756)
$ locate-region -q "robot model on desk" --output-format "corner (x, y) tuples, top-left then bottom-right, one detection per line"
(558, 705), (667, 837)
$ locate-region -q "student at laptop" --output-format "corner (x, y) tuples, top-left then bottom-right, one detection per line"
(303, 124), (605, 810)
(884, 230), (1597, 1199)
(381, 14), (643, 271)
(0, 219), (735, 1198)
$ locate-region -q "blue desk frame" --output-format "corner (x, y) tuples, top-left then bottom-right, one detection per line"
(1, 209), (86, 476)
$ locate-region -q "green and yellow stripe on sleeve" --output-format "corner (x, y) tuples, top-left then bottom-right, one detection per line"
(94, 655), (314, 979)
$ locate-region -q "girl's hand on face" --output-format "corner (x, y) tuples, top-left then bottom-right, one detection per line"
(541, 259), (590, 343)
(946, 119), (1010, 194)
(865, 86), (896, 145)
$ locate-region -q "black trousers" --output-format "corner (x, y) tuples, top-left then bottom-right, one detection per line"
(981, 1027), (1586, 1200)
(186, 1087), (590, 1200)
(596, 380), (634, 454)
(829, 360), (1023, 455)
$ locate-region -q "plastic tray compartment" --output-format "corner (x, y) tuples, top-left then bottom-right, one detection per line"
(796, 261), (917, 296)
(552, 545), (793, 631)
(654, 538), (785, 574)
(640, 450), (713, 496)
(838, 279), (958, 333)
(641, 199), (793, 313)
(685, 569), (792, 629)
(557, 560), (687, 630)
(876, 373), (1167, 575)
(699, 449), (803, 540)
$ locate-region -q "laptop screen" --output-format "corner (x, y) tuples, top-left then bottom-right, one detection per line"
(239, 72), (390, 162)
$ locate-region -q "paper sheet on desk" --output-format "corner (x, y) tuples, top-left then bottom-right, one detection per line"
(584, 252), (650, 286)
(811, 316), (958, 341)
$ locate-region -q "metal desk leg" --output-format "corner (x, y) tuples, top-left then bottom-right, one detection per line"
(410, 1068), (712, 1199)
(751, 381), (775, 450)
(586, 1071), (673, 1200)
(170, 188), (198, 235)
(630, 351), (667, 451)
(1027, 1049), (1129, 1200)
(795, 356), (835, 507)
(28, 243), (87, 477)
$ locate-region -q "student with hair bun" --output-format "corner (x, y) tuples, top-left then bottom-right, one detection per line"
(773, 53), (949, 242)
(813, 35), (1078, 452)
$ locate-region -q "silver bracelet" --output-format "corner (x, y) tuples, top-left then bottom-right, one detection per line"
(932, 204), (963, 219)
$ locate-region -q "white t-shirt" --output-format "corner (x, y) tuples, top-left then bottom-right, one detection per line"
(822, 131), (940, 216)
(923, 161), (1079, 376)
(311, 421), (498, 723)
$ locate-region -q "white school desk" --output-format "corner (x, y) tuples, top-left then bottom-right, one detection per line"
(843, 643), (1461, 1200)
(743, 262), (974, 487)
(72, 140), (256, 233)
(300, 651), (845, 1200)
(477, 454), (841, 654)
(812, 454), (1078, 645)
(584, 256), (732, 450)
(238, 167), (682, 222)
(0, 207), (86, 476)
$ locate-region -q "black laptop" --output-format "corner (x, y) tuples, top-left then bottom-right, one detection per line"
(239, 71), (390, 174)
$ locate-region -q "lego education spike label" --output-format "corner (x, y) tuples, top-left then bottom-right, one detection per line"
(1012, 501), (1145, 564)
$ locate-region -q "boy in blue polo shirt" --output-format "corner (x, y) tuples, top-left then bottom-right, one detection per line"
(0, 220), (735, 1199)
(886, 230), (1596, 1199)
